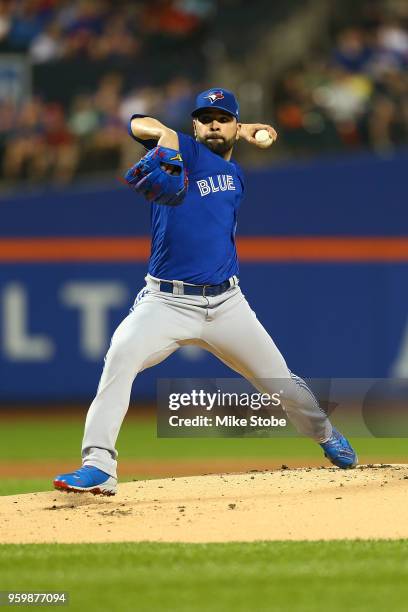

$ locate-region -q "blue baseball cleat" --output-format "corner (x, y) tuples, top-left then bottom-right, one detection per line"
(320, 427), (358, 469)
(53, 465), (117, 496)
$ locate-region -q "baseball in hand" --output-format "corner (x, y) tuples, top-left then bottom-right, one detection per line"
(255, 129), (273, 148)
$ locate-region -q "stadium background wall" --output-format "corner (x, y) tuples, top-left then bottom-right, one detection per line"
(1, 150), (407, 400)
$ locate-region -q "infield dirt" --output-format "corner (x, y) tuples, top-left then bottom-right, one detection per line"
(1, 464), (407, 544)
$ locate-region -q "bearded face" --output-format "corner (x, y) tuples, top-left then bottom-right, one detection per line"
(193, 110), (240, 158)
(199, 132), (238, 156)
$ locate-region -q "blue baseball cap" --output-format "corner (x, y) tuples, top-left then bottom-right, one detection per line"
(191, 88), (239, 120)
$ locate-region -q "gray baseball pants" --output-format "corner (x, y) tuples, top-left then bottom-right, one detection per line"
(82, 274), (332, 478)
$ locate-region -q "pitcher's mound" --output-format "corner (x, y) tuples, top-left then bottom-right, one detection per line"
(1, 465), (408, 544)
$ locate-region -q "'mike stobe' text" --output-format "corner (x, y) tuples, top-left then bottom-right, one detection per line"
(168, 415), (287, 427)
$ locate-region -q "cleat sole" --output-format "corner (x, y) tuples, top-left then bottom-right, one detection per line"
(53, 479), (116, 496)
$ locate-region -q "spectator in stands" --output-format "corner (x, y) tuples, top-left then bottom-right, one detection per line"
(68, 93), (99, 140)
(89, 13), (140, 61)
(63, 0), (107, 38)
(119, 86), (161, 125)
(2, 98), (47, 181)
(29, 21), (64, 63)
(77, 73), (125, 172)
(376, 19), (408, 64)
(0, 0), (11, 46)
(333, 28), (373, 73)
(0, 99), (15, 137)
(3, 98), (79, 184)
(160, 76), (196, 131)
(41, 101), (80, 183)
(142, 0), (203, 36)
(6, 0), (52, 51)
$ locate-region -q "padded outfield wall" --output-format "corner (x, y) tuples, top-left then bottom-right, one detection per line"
(0, 150), (407, 400)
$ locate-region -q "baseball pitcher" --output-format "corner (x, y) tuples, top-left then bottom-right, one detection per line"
(54, 88), (357, 495)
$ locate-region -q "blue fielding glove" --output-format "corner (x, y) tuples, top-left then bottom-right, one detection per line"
(124, 146), (188, 206)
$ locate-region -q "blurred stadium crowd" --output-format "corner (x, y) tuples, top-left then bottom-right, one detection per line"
(0, 0), (407, 185)
(275, 3), (408, 157)
(0, 0), (213, 60)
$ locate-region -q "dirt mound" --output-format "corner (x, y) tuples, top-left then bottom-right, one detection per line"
(1, 465), (408, 543)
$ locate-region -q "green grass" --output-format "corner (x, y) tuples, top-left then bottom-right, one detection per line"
(0, 480), (53, 496)
(1, 416), (405, 497)
(1, 418), (406, 461)
(0, 541), (407, 612)
(0, 478), (135, 497)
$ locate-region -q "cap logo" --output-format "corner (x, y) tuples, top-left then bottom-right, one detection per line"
(205, 91), (225, 103)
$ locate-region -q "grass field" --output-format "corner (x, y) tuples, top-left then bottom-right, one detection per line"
(2, 415), (407, 461)
(1, 413), (407, 611)
(1, 415), (406, 496)
(1, 540), (408, 612)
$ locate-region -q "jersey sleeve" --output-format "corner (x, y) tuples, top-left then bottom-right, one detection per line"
(127, 114), (158, 151)
(176, 131), (199, 172)
(128, 116), (199, 172)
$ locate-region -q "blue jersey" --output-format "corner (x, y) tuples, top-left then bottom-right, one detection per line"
(129, 121), (244, 285)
